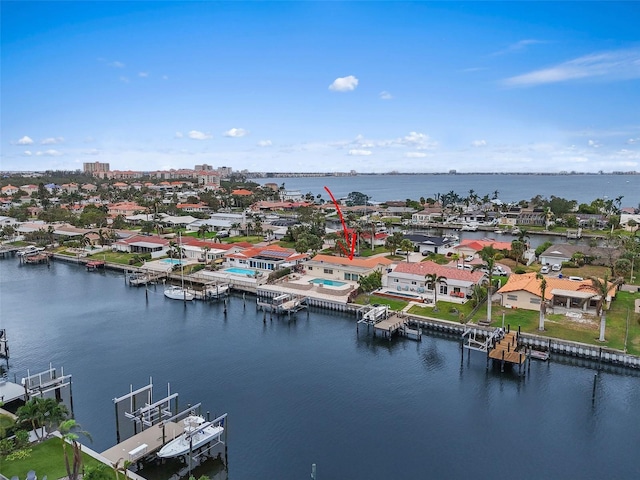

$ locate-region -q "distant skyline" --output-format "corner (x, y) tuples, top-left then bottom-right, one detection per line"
(2, 1), (639, 173)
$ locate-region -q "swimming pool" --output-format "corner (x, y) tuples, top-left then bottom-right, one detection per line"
(309, 278), (347, 287)
(224, 267), (258, 276)
(160, 258), (183, 265)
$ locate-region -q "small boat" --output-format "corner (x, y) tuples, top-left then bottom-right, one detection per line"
(494, 229), (504, 234)
(157, 415), (224, 459)
(205, 283), (230, 299)
(164, 285), (194, 301)
(17, 245), (44, 257)
(460, 223), (478, 231)
(530, 350), (550, 361)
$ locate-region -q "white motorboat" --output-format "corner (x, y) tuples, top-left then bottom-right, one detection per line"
(17, 245), (44, 256)
(206, 283), (230, 299)
(164, 285), (194, 301)
(157, 415), (224, 459)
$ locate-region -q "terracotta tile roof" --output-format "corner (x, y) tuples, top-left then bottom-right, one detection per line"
(393, 261), (485, 282)
(310, 254), (393, 268)
(231, 189), (253, 196)
(497, 272), (615, 300)
(457, 239), (512, 251)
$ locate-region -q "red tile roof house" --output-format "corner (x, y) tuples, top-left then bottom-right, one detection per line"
(453, 239), (512, 260)
(384, 261), (486, 304)
(177, 203), (209, 213)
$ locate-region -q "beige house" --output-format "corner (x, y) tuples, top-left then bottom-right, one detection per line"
(497, 272), (616, 314)
(304, 254), (393, 283)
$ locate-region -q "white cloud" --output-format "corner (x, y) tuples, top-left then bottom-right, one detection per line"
(379, 91), (393, 100)
(108, 61), (125, 68)
(588, 139), (602, 148)
(138, 72), (149, 78)
(627, 138), (638, 145)
(224, 128), (248, 138)
(504, 47), (640, 87)
(119, 76), (129, 83)
(492, 39), (546, 56)
(405, 152), (427, 158)
(35, 149), (63, 156)
(17, 136), (34, 145)
(257, 140), (272, 147)
(329, 75), (359, 92)
(24, 150), (32, 156)
(399, 132), (438, 149)
(348, 149), (372, 156)
(83, 149), (100, 155)
(175, 132), (184, 139)
(41, 136), (64, 145)
(472, 140), (487, 147)
(188, 130), (212, 140)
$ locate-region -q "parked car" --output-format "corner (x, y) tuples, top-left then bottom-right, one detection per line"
(492, 266), (507, 276)
(540, 265), (550, 274)
(217, 230), (230, 238)
(552, 264), (562, 272)
(464, 255), (474, 262)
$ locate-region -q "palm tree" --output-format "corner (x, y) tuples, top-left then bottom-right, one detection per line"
(198, 224), (211, 239)
(516, 228), (530, 249)
(589, 275), (623, 342)
(385, 232), (404, 254)
(474, 245), (502, 323)
(424, 273), (447, 311)
(16, 398), (46, 441)
(511, 240), (524, 267)
(399, 239), (414, 261)
(112, 458), (132, 480)
(60, 419), (92, 480)
(536, 273), (547, 331)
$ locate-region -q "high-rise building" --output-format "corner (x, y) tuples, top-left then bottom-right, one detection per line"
(195, 164), (214, 171)
(83, 162), (110, 174)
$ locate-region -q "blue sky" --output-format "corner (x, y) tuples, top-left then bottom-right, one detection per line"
(2, 1), (639, 173)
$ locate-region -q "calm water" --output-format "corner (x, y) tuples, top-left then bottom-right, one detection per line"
(258, 174), (640, 206)
(2, 261), (640, 479)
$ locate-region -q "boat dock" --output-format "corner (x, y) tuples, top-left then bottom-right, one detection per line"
(462, 325), (530, 374)
(128, 271), (167, 286)
(257, 293), (307, 316)
(86, 260), (105, 271)
(356, 305), (421, 341)
(21, 253), (51, 265)
(0, 246), (20, 258)
(101, 420), (185, 464)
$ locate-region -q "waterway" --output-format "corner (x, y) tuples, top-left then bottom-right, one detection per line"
(257, 173), (640, 206)
(1, 260), (640, 479)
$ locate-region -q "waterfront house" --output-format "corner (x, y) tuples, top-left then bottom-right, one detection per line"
(384, 261), (485, 300)
(402, 234), (457, 255)
(304, 254), (393, 283)
(497, 272), (616, 314)
(411, 205), (444, 225)
(453, 239), (512, 259)
(226, 245), (307, 272)
(112, 234), (169, 258)
(176, 203), (209, 213)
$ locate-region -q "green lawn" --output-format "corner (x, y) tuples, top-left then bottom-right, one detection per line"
(226, 235), (263, 244)
(1, 437), (106, 478)
(482, 291), (640, 355)
(408, 299), (476, 323)
(87, 251), (136, 265)
(358, 246), (389, 257)
(353, 294), (408, 311)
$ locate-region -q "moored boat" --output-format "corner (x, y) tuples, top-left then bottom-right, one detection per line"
(157, 415), (224, 458)
(164, 285), (194, 301)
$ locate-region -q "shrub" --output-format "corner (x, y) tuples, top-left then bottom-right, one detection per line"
(0, 437), (14, 455)
(14, 430), (29, 449)
(515, 268), (526, 274)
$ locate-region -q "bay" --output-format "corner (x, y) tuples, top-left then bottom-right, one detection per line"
(1, 260), (639, 479)
(256, 174), (640, 207)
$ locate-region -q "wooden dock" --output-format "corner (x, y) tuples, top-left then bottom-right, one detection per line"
(374, 314), (407, 340)
(101, 421), (185, 464)
(488, 331), (527, 365)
